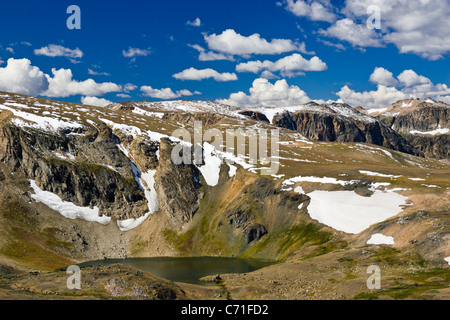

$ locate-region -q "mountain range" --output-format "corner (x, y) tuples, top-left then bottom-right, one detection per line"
(0, 91), (448, 300)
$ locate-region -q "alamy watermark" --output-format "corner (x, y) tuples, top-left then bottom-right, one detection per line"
(367, 5), (381, 30)
(67, 5), (81, 30)
(170, 121), (280, 176)
(66, 265), (81, 290)
(366, 265), (381, 290)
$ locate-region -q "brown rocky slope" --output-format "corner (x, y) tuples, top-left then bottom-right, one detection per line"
(0, 92), (448, 300)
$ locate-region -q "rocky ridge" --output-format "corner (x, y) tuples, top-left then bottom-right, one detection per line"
(239, 102), (419, 156)
(0, 91), (448, 300)
(363, 98), (450, 159)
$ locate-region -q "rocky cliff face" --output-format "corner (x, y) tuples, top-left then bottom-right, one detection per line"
(368, 99), (449, 159)
(224, 177), (308, 245)
(155, 138), (202, 228)
(0, 120), (150, 220)
(238, 111), (270, 124)
(241, 102), (418, 156)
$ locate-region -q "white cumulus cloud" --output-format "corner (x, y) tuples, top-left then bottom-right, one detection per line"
(44, 68), (121, 98)
(319, 18), (383, 49)
(345, 0), (450, 60)
(173, 67), (238, 82)
(369, 67), (398, 87)
(315, 0), (450, 60)
(284, 0), (337, 23)
(337, 85), (406, 109)
(397, 69), (431, 87)
(81, 96), (113, 107)
(236, 53), (327, 77)
(0, 58), (49, 96)
(217, 78), (311, 107)
(337, 67), (450, 108)
(204, 29), (308, 57)
(140, 86), (200, 100)
(188, 44), (234, 61)
(0, 58), (122, 99)
(123, 83), (138, 92)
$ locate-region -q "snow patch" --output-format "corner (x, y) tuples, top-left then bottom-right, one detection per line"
(117, 212), (152, 232)
(101, 118), (169, 143)
(117, 170), (159, 232)
(282, 175), (357, 187)
(359, 170), (401, 179)
(294, 186), (304, 194)
(136, 100), (245, 119)
(401, 101), (412, 108)
(100, 118), (142, 139)
(227, 163), (237, 177)
(29, 180), (111, 225)
(387, 187), (411, 192)
(367, 107), (387, 114)
(369, 182), (391, 190)
(1, 104), (83, 132)
(410, 125), (449, 136)
(198, 142), (222, 187)
(367, 233), (395, 245)
(132, 107), (165, 118)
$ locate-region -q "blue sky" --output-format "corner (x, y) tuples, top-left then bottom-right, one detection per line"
(0, 0), (449, 108)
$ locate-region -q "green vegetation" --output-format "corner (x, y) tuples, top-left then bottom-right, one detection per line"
(354, 253), (450, 300)
(242, 222), (334, 261)
(372, 246), (403, 266)
(277, 224), (332, 256)
(162, 228), (195, 253)
(354, 274), (448, 300)
(0, 193), (74, 271)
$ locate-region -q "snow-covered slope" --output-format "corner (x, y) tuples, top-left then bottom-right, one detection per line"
(244, 101), (377, 125)
(111, 100), (247, 119)
(0, 91), (448, 236)
(363, 98), (449, 118)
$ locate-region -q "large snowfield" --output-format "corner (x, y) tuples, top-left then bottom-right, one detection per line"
(307, 190), (407, 234)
